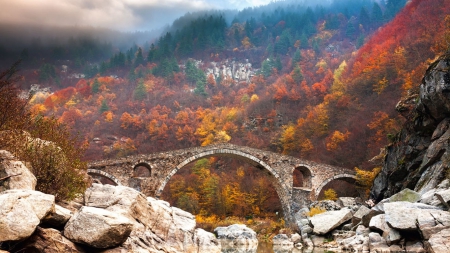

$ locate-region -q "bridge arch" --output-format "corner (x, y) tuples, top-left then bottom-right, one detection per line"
(87, 169), (121, 186)
(293, 164), (313, 188)
(315, 174), (357, 200)
(155, 148), (292, 223)
(132, 162), (152, 177)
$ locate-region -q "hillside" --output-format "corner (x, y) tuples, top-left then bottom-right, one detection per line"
(7, 0), (450, 217)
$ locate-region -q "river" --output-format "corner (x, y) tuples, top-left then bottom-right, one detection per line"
(221, 242), (330, 253)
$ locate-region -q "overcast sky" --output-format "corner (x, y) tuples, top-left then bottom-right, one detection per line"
(0, 0), (274, 32)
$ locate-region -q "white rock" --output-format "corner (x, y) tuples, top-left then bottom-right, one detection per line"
(193, 228), (221, 253)
(0, 193), (40, 241)
(0, 150), (37, 191)
(309, 209), (353, 235)
(63, 206), (133, 248)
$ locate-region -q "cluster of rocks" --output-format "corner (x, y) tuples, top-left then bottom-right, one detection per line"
(293, 188), (450, 252)
(0, 150), (222, 253)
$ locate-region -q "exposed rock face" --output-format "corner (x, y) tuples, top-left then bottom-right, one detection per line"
(0, 184), (220, 253)
(0, 150), (36, 191)
(0, 190), (54, 241)
(371, 55), (450, 201)
(63, 206), (133, 248)
(84, 183), (219, 253)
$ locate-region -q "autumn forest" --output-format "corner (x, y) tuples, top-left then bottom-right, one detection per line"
(2, 0), (450, 221)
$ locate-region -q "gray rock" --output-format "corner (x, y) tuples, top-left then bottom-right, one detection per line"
(426, 228), (450, 253)
(369, 214), (388, 233)
(384, 201), (440, 231)
(64, 206), (133, 248)
(310, 209), (353, 235)
(352, 205), (371, 227)
(435, 189), (450, 209)
(214, 224), (258, 246)
(383, 228), (401, 246)
(301, 225), (313, 234)
(419, 181), (450, 208)
(417, 209), (450, 240)
(0, 150), (37, 191)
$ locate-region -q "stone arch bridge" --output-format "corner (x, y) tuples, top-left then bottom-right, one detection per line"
(88, 143), (356, 226)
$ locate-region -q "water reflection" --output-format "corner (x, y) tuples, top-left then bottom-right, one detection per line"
(221, 242), (305, 253)
(221, 243), (327, 253)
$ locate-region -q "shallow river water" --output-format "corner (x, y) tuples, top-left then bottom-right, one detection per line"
(221, 242), (330, 253)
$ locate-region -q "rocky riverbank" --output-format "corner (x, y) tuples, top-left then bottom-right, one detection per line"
(289, 188), (450, 253)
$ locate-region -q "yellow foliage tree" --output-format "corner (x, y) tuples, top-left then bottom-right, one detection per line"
(280, 124), (297, 154)
(323, 188), (338, 201)
(355, 167), (381, 198)
(326, 130), (350, 151)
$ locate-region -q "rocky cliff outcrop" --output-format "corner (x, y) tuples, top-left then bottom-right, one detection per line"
(371, 54), (450, 201)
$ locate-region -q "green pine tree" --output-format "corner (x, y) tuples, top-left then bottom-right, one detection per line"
(92, 78), (100, 94)
(134, 80), (147, 101)
(99, 99), (109, 113)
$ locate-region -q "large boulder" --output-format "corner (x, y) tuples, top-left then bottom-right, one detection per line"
(63, 206), (133, 248)
(0, 150), (36, 191)
(0, 190), (55, 242)
(309, 209), (352, 235)
(84, 183), (214, 253)
(384, 201), (440, 231)
(214, 224), (258, 246)
(417, 209), (450, 240)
